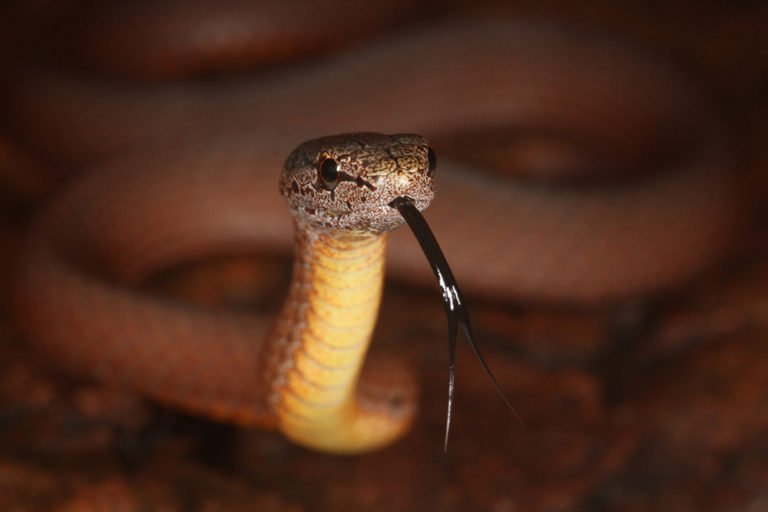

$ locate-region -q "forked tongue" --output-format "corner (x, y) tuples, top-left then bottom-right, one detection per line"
(389, 196), (523, 453)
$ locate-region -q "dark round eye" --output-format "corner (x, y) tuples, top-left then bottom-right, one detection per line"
(317, 155), (340, 189)
(427, 147), (437, 177)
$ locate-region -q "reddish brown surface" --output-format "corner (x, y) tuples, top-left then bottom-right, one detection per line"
(2, 1), (768, 510)
(4, 259), (768, 509)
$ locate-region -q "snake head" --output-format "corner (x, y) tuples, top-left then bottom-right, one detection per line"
(280, 132), (435, 233)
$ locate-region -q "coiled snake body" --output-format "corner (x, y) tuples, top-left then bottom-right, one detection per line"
(4, 19), (744, 303)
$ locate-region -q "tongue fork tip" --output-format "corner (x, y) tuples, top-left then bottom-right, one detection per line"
(390, 196), (523, 452)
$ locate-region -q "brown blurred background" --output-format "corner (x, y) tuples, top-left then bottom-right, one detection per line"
(1, 0), (767, 510)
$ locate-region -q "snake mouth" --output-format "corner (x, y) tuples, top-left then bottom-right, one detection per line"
(389, 196), (523, 452)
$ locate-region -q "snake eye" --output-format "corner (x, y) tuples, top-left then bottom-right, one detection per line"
(427, 147), (437, 178)
(317, 154), (340, 189)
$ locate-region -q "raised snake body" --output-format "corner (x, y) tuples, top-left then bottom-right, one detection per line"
(14, 133), (433, 453)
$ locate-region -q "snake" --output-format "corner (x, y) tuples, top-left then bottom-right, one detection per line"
(13, 132), (442, 453)
(4, 8), (749, 454)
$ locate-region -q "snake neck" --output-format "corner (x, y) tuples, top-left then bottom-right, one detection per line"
(265, 223), (392, 452)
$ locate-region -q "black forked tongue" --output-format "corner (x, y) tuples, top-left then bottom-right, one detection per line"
(389, 196), (523, 453)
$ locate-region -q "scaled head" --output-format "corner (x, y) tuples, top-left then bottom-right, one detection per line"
(280, 132), (435, 233)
